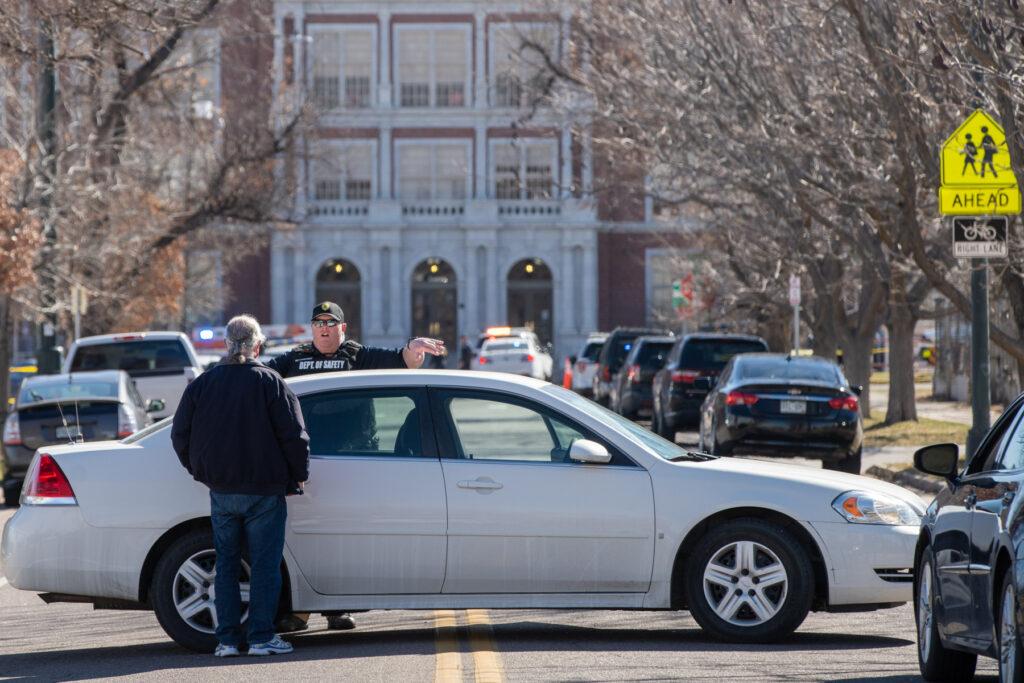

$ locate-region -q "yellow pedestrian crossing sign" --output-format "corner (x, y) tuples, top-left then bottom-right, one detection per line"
(939, 109), (1021, 215)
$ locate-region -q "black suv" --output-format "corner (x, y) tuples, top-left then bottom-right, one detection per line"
(651, 333), (768, 438)
(609, 336), (675, 419)
(591, 326), (672, 406)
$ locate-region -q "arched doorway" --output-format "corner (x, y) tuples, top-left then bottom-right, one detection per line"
(315, 259), (362, 341)
(507, 258), (553, 345)
(411, 259), (457, 366)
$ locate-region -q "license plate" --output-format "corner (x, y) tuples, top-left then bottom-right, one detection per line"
(780, 400), (807, 415)
(55, 425), (82, 440)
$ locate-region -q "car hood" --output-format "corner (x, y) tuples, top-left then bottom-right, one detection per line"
(664, 455), (926, 516)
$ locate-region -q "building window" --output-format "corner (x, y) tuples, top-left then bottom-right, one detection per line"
(396, 26), (470, 108)
(311, 143), (375, 201)
(311, 28), (375, 110)
(397, 142), (470, 200)
(491, 23), (558, 108)
(491, 140), (556, 200)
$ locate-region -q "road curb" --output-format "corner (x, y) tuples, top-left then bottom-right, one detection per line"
(866, 464), (944, 494)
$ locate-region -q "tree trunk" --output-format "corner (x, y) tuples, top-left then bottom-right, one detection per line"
(0, 295), (11, 419)
(841, 335), (874, 421)
(884, 270), (918, 424)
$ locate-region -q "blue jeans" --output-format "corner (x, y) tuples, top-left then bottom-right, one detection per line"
(209, 492), (287, 647)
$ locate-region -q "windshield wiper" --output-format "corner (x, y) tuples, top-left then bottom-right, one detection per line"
(668, 451), (717, 462)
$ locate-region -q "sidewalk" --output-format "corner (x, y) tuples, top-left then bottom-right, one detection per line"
(869, 382), (1002, 426)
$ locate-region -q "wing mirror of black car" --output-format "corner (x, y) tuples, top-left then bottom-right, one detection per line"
(851, 385), (864, 396)
(914, 443), (960, 480)
(693, 377), (713, 392)
(145, 398), (166, 413)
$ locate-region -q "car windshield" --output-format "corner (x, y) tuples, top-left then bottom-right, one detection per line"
(483, 340), (529, 353)
(679, 339), (767, 370)
(634, 342), (674, 368)
(70, 340), (191, 375)
(736, 357), (841, 383)
(541, 384), (708, 461)
(19, 380), (119, 404)
(580, 341), (604, 361)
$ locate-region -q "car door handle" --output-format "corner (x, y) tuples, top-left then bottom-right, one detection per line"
(457, 478), (503, 491)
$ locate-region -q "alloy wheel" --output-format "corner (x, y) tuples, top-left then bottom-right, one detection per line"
(1002, 579), (1018, 682)
(918, 559), (934, 662)
(702, 540), (788, 626)
(173, 549), (251, 634)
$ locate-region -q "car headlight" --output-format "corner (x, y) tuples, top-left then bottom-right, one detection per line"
(831, 490), (923, 526)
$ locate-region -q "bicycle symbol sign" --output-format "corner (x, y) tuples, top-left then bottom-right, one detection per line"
(952, 217), (1008, 258)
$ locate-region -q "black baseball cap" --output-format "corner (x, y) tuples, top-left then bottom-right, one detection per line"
(312, 301), (344, 322)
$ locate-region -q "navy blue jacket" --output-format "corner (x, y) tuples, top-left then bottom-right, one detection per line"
(264, 340), (406, 378)
(171, 360), (310, 496)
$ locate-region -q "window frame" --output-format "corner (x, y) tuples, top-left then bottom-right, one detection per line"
(309, 140), (377, 202)
(488, 138), (558, 200)
(966, 395), (1024, 476)
(394, 139), (472, 200)
(488, 21), (560, 108)
(427, 387), (637, 467)
(307, 24), (378, 111)
(299, 387), (438, 460)
(394, 23), (472, 109)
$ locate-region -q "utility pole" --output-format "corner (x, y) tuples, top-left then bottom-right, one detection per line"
(967, 259), (990, 455)
(35, 21), (61, 374)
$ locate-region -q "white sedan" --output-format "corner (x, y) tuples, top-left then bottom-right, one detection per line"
(1, 370), (921, 651)
(475, 337), (553, 380)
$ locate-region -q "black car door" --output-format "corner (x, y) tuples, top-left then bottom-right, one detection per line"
(933, 398), (1022, 646)
(966, 399), (1024, 645)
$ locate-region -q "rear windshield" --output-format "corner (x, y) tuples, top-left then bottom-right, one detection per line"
(580, 341), (604, 361)
(484, 341), (528, 353)
(20, 381), (119, 404)
(70, 340), (191, 375)
(606, 336), (641, 370)
(735, 358), (841, 383)
(634, 342), (674, 368)
(679, 339), (767, 370)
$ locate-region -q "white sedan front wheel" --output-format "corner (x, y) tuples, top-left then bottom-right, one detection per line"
(685, 519), (813, 643)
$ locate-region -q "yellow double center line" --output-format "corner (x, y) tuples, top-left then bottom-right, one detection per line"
(434, 609), (505, 683)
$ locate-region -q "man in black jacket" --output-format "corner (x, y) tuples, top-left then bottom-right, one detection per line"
(266, 301), (444, 632)
(172, 315), (309, 658)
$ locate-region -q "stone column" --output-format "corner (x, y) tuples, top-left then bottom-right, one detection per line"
(582, 240), (598, 332)
(475, 10), (487, 109)
(379, 11), (392, 107)
(475, 123), (487, 199)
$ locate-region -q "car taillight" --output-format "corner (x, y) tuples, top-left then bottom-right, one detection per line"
(479, 356), (489, 365)
(118, 404), (138, 438)
(2, 412), (20, 446)
(828, 395), (859, 411)
(626, 364), (641, 383)
(522, 354), (535, 362)
(672, 370), (699, 384)
(22, 453), (77, 505)
(726, 391), (759, 406)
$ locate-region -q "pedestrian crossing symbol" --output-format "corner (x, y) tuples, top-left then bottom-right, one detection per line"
(939, 110), (1021, 215)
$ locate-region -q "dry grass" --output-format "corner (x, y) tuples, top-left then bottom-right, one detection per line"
(862, 416), (968, 449)
(869, 370), (935, 385)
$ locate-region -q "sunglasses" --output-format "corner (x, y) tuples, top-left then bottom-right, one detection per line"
(312, 319), (341, 328)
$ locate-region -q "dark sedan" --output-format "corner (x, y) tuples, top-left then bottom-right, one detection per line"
(609, 335), (674, 419)
(913, 392), (1024, 682)
(1, 370), (161, 505)
(697, 353), (863, 473)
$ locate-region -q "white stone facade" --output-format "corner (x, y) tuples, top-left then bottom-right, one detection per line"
(270, 1), (600, 361)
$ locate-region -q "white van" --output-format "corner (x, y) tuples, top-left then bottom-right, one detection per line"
(62, 332), (203, 419)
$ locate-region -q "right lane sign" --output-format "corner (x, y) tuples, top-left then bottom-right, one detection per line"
(952, 216), (1008, 258)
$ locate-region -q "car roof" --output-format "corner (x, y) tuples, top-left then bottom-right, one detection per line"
(734, 352), (835, 365)
(609, 326), (673, 336)
(72, 331), (188, 345)
(23, 370), (126, 386)
(286, 369), (549, 394)
(634, 336), (675, 344)
(681, 332), (767, 343)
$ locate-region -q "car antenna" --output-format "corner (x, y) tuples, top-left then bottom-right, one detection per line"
(73, 399), (82, 444)
(54, 400), (76, 446)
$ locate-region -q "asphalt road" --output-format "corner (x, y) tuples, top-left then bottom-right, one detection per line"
(0, 506), (997, 682)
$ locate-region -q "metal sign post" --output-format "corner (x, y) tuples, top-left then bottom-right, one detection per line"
(789, 274), (801, 354)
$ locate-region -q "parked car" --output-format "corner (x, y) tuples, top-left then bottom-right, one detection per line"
(697, 354), (864, 473)
(1, 370), (161, 505)
(913, 392), (1024, 682)
(652, 333), (769, 438)
(592, 326), (672, 406)
(568, 332), (608, 396)
(609, 336), (675, 419)
(476, 336), (553, 380)
(474, 326), (542, 358)
(62, 332), (203, 419)
(1, 369), (921, 652)
(6, 363), (37, 410)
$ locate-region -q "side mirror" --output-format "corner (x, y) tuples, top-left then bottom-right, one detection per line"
(145, 398), (166, 413)
(914, 443), (959, 480)
(693, 377), (713, 392)
(851, 385), (864, 396)
(569, 439), (612, 464)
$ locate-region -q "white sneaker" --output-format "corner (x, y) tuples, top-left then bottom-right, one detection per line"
(247, 635), (293, 656)
(214, 644), (240, 657)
